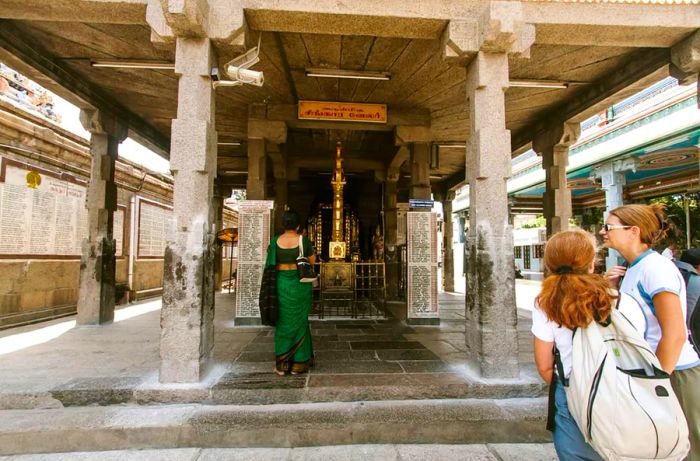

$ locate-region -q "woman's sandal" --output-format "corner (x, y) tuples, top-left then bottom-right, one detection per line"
(273, 368), (285, 376)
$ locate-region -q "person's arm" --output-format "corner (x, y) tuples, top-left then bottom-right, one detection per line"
(653, 291), (687, 373)
(534, 337), (555, 384)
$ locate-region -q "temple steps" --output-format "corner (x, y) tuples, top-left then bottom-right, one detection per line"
(0, 370), (547, 410)
(0, 397), (549, 455)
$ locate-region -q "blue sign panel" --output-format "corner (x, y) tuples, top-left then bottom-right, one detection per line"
(409, 199), (434, 208)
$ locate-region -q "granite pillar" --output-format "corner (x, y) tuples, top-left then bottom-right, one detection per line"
(533, 123), (580, 237)
(464, 51), (519, 378)
(160, 37), (217, 383)
(442, 194), (455, 292)
(384, 178), (399, 300)
(274, 177), (288, 233)
(76, 109), (126, 326)
(246, 138), (267, 200)
(409, 143), (431, 200)
(591, 159), (636, 270)
(212, 183), (226, 291)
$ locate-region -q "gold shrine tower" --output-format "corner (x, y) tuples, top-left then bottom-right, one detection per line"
(329, 142), (346, 259)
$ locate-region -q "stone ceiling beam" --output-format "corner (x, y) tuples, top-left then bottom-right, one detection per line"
(0, 0), (149, 24)
(147, 0), (247, 50)
(511, 47), (670, 153)
(247, 120), (287, 144)
(242, 1), (484, 39)
(0, 26), (171, 158)
(394, 126), (432, 145)
(671, 30), (700, 89)
(522, 2), (700, 30)
(442, 2), (535, 65)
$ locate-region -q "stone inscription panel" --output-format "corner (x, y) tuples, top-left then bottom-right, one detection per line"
(235, 200), (273, 319)
(137, 200), (172, 258)
(0, 159), (87, 256)
(407, 211), (438, 318)
(114, 207), (124, 257)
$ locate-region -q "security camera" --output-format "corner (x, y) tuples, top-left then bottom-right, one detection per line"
(226, 65), (264, 87)
(212, 35), (265, 88)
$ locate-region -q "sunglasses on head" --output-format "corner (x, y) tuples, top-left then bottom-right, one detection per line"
(602, 223), (633, 232)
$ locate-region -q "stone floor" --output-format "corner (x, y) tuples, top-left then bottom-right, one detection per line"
(0, 443), (558, 460)
(0, 287), (544, 409)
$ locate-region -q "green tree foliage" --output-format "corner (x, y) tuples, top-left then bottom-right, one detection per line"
(649, 193), (700, 250)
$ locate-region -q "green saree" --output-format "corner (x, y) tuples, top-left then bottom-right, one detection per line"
(264, 236), (314, 374)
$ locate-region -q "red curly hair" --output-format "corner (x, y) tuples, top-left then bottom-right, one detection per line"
(536, 230), (615, 329)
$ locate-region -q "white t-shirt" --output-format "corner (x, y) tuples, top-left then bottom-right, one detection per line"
(620, 249), (700, 370)
(531, 305), (575, 377)
(531, 294), (645, 378)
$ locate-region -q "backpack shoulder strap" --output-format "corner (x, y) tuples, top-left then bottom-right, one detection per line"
(553, 345), (569, 387)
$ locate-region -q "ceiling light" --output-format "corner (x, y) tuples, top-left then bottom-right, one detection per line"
(305, 68), (391, 81)
(509, 79), (569, 89)
(218, 142), (241, 146)
(90, 60), (175, 70)
(438, 143), (466, 148)
(221, 170), (247, 174)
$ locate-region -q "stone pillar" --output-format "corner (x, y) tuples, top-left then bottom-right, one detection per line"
(246, 138), (267, 200)
(464, 51), (519, 378)
(533, 123), (580, 237)
(160, 37), (217, 383)
(409, 143), (431, 200)
(274, 177), (288, 232)
(212, 183), (228, 291)
(591, 159), (636, 270)
(384, 178), (399, 300)
(76, 109), (126, 325)
(442, 193), (455, 292)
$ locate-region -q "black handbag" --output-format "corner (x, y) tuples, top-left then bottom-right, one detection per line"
(259, 264), (278, 326)
(296, 235), (317, 283)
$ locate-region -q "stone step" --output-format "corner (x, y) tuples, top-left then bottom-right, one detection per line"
(0, 398), (550, 455)
(0, 444), (559, 461)
(0, 371), (547, 410)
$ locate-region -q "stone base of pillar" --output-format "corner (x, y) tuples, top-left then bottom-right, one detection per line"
(160, 351), (212, 383)
(77, 237), (116, 325)
(407, 318), (440, 326)
(465, 233), (519, 379)
(385, 259), (400, 301)
(443, 254), (455, 292)
(234, 317), (262, 326)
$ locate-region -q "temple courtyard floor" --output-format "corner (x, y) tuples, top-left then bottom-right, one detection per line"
(0, 282), (552, 457)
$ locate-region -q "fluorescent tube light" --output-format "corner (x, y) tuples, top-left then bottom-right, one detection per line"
(218, 142), (241, 146)
(305, 68), (391, 81)
(509, 79), (569, 89)
(438, 143), (466, 148)
(90, 60), (175, 70)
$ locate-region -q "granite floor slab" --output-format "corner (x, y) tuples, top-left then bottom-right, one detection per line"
(0, 291), (546, 408)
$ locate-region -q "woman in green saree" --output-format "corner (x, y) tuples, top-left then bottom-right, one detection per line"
(264, 210), (316, 375)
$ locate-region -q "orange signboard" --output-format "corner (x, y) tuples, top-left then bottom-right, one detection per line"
(298, 101), (387, 124)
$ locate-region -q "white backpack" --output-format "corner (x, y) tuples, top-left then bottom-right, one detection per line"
(558, 293), (690, 461)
